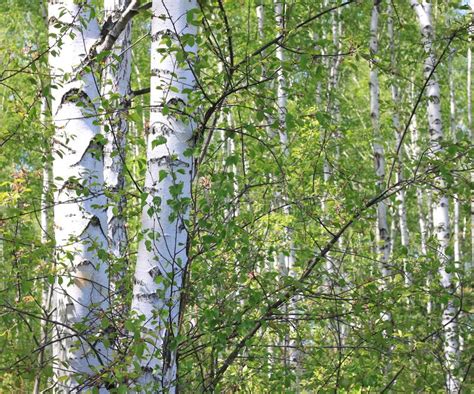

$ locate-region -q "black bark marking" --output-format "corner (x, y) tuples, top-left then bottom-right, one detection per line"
(148, 266), (162, 279)
(151, 29), (178, 43)
(148, 156), (190, 168)
(60, 88), (94, 109)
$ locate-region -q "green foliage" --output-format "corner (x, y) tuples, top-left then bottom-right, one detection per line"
(0, 0), (473, 392)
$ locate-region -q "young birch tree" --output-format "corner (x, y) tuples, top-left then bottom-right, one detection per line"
(448, 49), (461, 269)
(274, 0), (298, 371)
(33, 96), (53, 394)
(370, 0), (391, 310)
(48, 0), (110, 390)
(410, 1), (460, 391)
(131, 0), (197, 390)
(409, 82), (431, 312)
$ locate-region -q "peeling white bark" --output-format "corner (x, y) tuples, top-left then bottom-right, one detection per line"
(48, 1), (110, 390)
(131, 1), (197, 391)
(411, 1), (460, 391)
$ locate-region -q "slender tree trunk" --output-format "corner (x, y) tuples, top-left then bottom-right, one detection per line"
(33, 96), (54, 394)
(274, 0), (298, 374)
(225, 112), (238, 218)
(102, 0), (132, 296)
(448, 49), (461, 270)
(256, 1), (274, 139)
(370, 4), (393, 380)
(409, 84), (430, 311)
(411, 1), (460, 391)
(322, 1), (348, 368)
(48, 1), (110, 390)
(370, 0), (391, 298)
(131, 0), (197, 390)
(256, 2), (265, 42)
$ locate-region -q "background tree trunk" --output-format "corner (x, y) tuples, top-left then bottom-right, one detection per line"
(411, 1), (460, 391)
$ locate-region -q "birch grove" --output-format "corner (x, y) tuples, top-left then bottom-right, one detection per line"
(1, 1), (473, 392)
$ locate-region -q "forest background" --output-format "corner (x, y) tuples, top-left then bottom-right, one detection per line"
(0, 0), (472, 392)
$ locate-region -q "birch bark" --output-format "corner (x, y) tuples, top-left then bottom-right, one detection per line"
(409, 85), (427, 256)
(130, 1), (197, 390)
(411, 1), (460, 391)
(274, 0), (298, 372)
(370, 0), (391, 294)
(448, 49), (461, 269)
(321, 0), (347, 353)
(33, 96), (54, 394)
(48, 1), (110, 390)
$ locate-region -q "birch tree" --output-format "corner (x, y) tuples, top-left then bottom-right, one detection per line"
(1, 1), (474, 392)
(131, 0), (197, 390)
(411, 1), (460, 391)
(33, 96), (53, 394)
(102, 0), (132, 295)
(370, 0), (391, 309)
(48, 1), (110, 389)
(274, 0), (299, 371)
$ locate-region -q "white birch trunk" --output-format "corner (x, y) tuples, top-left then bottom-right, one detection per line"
(411, 1), (460, 391)
(130, 1), (197, 390)
(275, 0), (288, 156)
(225, 112), (238, 218)
(256, 2), (265, 42)
(448, 49), (461, 269)
(41, 95), (52, 248)
(322, 2), (348, 347)
(48, 1), (110, 390)
(102, 0), (132, 292)
(256, 2), (276, 140)
(34, 96), (54, 394)
(370, 7), (393, 377)
(370, 1), (391, 286)
(274, 0), (298, 372)
(409, 89), (428, 257)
